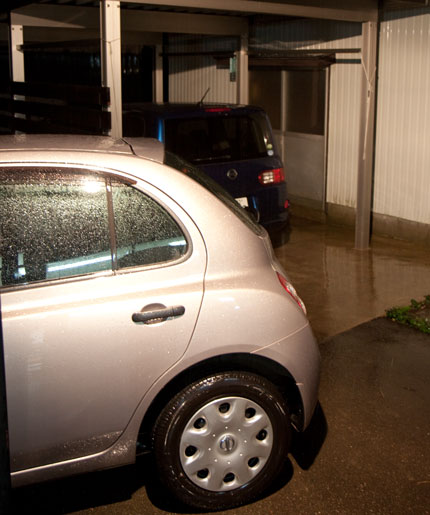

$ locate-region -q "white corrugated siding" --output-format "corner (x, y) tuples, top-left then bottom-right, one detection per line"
(325, 58), (362, 207)
(253, 13), (430, 222)
(252, 18), (363, 208)
(251, 18), (362, 51)
(167, 34), (237, 103)
(169, 55), (236, 103)
(374, 8), (430, 224)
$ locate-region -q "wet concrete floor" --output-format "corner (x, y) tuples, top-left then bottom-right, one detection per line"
(275, 217), (430, 342)
(9, 217), (430, 515)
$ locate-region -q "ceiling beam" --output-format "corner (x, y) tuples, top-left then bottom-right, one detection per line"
(122, 9), (247, 35)
(11, 5), (99, 29)
(11, 4), (247, 35)
(127, 0), (379, 22)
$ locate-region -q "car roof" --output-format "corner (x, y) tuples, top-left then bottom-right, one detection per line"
(0, 134), (164, 163)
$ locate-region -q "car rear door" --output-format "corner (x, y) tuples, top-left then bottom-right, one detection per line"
(0, 165), (206, 472)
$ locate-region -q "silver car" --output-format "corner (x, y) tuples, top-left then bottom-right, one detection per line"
(0, 134), (320, 511)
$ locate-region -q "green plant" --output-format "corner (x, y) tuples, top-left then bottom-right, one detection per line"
(386, 295), (430, 334)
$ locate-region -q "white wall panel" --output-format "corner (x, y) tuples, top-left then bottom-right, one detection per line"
(167, 34), (237, 103)
(326, 60), (362, 207)
(253, 12), (430, 223)
(374, 8), (430, 224)
(168, 55), (236, 103)
(252, 19), (363, 208)
(251, 18), (362, 52)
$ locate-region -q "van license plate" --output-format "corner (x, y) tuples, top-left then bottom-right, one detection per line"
(236, 197), (248, 207)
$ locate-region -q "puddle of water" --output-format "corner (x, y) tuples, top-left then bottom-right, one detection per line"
(275, 219), (430, 341)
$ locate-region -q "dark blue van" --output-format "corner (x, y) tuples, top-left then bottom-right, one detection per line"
(123, 103), (289, 229)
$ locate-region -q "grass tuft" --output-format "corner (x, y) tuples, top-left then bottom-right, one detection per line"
(386, 295), (430, 334)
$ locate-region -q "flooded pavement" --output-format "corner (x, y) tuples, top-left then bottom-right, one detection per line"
(275, 217), (430, 342)
(10, 217), (430, 515)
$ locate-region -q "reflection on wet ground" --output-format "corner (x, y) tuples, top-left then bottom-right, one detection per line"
(274, 217), (430, 341)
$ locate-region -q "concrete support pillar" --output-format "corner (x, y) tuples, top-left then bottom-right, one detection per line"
(236, 33), (248, 105)
(355, 20), (378, 250)
(100, 0), (122, 138)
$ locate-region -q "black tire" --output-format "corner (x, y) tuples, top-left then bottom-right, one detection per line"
(151, 371), (291, 511)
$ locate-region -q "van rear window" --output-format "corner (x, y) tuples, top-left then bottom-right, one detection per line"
(164, 112), (274, 165)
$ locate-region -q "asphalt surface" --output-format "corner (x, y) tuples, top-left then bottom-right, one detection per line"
(9, 317), (430, 515)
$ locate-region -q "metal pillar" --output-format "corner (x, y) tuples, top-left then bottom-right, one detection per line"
(236, 33), (249, 105)
(9, 20), (25, 133)
(10, 22), (24, 83)
(355, 20), (378, 250)
(154, 43), (163, 103)
(280, 70), (288, 163)
(100, 0), (122, 138)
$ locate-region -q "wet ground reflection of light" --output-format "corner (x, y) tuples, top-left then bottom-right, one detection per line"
(275, 218), (430, 341)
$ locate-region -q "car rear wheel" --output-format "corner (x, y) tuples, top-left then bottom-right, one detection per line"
(151, 371), (291, 511)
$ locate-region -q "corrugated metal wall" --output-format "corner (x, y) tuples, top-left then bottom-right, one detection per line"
(325, 55), (362, 208)
(251, 18), (361, 51)
(252, 19), (363, 208)
(253, 12), (430, 225)
(167, 34), (237, 103)
(374, 8), (430, 224)
(169, 55), (236, 103)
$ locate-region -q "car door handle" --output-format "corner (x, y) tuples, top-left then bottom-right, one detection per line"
(132, 305), (185, 324)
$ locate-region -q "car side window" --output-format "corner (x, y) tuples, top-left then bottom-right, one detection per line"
(0, 168), (111, 286)
(111, 181), (187, 269)
(0, 168), (188, 288)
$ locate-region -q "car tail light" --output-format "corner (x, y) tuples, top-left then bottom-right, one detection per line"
(277, 272), (307, 314)
(258, 168), (285, 185)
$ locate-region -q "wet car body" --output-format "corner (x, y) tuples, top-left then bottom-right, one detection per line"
(0, 135), (319, 511)
(123, 103), (289, 230)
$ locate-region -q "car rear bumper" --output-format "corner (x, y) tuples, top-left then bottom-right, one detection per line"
(252, 322), (321, 430)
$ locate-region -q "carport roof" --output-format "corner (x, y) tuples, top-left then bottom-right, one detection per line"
(2, 0), (429, 25)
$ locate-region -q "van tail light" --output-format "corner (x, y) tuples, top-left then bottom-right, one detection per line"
(204, 107), (232, 113)
(277, 272), (307, 315)
(258, 168), (285, 185)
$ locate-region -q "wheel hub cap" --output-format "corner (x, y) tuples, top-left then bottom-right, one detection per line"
(179, 396), (273, 492)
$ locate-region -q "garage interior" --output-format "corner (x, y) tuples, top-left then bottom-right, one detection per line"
(1, 0), (429, 249)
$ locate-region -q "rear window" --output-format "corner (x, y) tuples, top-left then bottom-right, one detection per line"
(164, 112), (275, 165)
(164, 151), (264, 237)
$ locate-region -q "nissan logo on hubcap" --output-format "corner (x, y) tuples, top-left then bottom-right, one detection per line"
(219, 435), (235, 453)
(226, 169), (238, 181)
